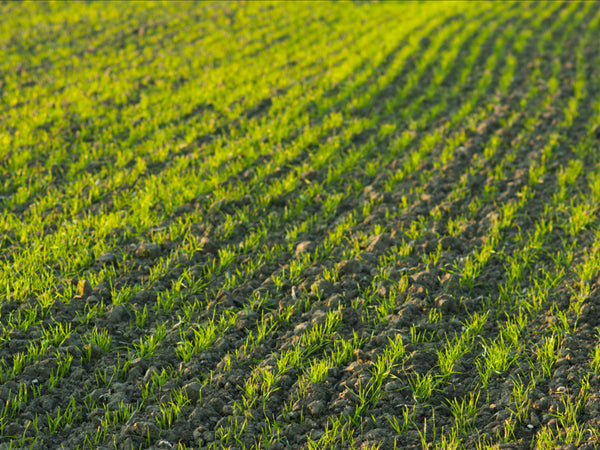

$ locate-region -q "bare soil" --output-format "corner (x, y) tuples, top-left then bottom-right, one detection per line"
(2, 2), (600, 449)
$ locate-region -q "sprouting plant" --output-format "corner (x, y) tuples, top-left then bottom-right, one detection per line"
(48, 351), (74, 391)
(590, 331), (600, 374)
(76, 302), (99, 326)
(41, 321), (73, 347)
(135, 322), (167, 359)
(95, 367), (115, 388)
(447, 391), (480, 435)
(507, 375), (532, 424)
(387, 406), (415, 436)
(135, 304), (149, 329)
(437, 336), (466, 380)
(82, 327), (112, 352)
(408, 372), (439, 403)
(536, 335), (560, 381)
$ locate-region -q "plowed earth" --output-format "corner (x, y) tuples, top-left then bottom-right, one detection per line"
(2, 2), (600, 449)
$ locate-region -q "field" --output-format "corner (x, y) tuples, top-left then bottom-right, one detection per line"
(2, 1), (600, 449)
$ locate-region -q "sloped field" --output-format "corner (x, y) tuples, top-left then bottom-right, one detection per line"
(2, 1), (600, 448)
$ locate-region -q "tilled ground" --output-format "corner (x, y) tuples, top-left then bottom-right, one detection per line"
(2, 1), (600, 449)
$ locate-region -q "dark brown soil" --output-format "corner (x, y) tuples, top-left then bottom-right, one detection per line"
(2, 2), (600, 449)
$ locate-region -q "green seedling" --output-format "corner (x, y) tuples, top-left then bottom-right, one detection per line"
(536, 335), (560, 381)
(135, 322), (167, 359)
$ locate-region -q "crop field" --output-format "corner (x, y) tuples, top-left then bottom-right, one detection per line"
(3, 1), (600, 449)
